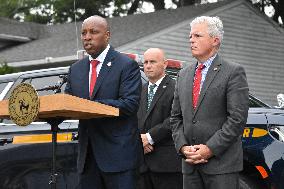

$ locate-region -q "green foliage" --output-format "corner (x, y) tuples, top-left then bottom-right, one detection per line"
(0, 0), (131, 24)
(0, 0), (21, 19)
(249, 0), (284, 26)
(0, 0), (52, 22)
(0, 62), (18, 75)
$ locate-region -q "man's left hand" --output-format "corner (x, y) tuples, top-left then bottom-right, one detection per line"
(193, 144), (213, 160)
(184, 144), (213, 164)
(140, 134), (149, 147)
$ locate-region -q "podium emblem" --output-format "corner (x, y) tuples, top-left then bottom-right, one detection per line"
(8, 83), (39, 126)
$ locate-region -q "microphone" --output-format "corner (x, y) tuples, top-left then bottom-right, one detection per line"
(36, 75), (68, 94)
(54, 75), (68, 94)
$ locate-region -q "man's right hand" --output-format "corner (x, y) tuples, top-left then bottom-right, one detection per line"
(181, 146), (196, 157)
(181, 145), (208, 164)
(141, 134), (149, 147)
(144, 144), (154, 154)
(141, 134), (154, 154)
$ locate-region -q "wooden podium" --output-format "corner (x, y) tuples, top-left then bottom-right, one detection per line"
(0, 93), (119, 120)
(0, 94), (119, 189)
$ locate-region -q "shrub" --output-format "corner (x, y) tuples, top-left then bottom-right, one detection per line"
(0, 61), (18, 75)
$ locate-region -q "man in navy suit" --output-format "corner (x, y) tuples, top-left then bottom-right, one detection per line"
(65, 15), (142, 189)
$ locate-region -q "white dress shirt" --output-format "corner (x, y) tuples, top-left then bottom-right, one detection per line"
(88, 44), (110, 94)
(146, 75), (165, 145)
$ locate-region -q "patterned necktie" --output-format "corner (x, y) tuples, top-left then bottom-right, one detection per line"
(147, 84), (156, 110)
(192, 63), (205, 109)
(89, 60), (100, 97)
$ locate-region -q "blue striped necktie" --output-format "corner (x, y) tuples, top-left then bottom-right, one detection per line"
(147, 84), (156, 110)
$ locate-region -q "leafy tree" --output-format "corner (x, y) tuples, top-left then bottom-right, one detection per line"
(0, 0), (51, 24)
(0, 0), (22, 19)
(0, 0), (283, 26)
(172, 0), (195, 7)
(0, 0), (196, 24)
(0, 0), (114, 23)
(249, 0), (283, 26)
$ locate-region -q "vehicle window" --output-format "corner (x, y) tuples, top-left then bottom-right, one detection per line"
(0, 82), (13, 124)
(166, 69), (179, 80)
(0, 82), (7, 93)
(23, 75), (66, 96)
(269, 125), (284, 142)
(249, 95), (270, 108)
(249, 99), (262, 108)
(140, 70), (148, 84)
(0, 75), (67, 125)
(0, 82), (13, 100)
(0, 119), (14, 124)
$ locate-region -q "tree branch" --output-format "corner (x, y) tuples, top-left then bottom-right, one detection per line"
(128, 0), (142, 15)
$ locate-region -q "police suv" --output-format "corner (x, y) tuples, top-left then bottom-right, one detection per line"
(0, 55), (283, 189)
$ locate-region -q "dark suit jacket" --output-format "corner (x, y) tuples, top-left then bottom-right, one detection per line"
(170, 55), (249, 174)
(138, 75), (181, 173)
(65, 46), (142, 173)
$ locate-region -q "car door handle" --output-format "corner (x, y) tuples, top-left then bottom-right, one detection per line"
(72, 133), (78, 141)
(0, 138), (13, 146)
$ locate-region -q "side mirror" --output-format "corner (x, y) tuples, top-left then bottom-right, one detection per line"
(277, 93), (284, 108)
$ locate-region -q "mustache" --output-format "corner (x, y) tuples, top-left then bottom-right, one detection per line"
(83, 42), (92, 45)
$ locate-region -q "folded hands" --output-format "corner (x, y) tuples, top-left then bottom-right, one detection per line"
(181, 145), (213, 164)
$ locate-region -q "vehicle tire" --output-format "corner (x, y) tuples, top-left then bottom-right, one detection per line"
(239, 174), (262, 189)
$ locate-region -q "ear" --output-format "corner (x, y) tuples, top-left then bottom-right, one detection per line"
(105, 31), (110, 41)
(213, 37), (220, 47)
(163, 60), (168, 69)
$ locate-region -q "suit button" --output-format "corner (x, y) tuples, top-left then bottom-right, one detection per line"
(192, 120), (197, 124)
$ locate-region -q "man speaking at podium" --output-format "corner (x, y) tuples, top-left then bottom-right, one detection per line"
(65, 15), (142, 189)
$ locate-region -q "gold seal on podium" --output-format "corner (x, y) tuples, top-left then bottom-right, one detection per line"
(8, 83), (39, 126)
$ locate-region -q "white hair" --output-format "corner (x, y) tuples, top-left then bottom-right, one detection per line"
(190, 16), (224, 44)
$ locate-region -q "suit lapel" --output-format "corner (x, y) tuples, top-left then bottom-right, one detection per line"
(142, 76), (170, 124)
(91, 47), (116, 99)
(193, 55), (222, 116)
(184, 63), (197, 114)
(80, 58), (91, 99)
(140, 84), (148, 127)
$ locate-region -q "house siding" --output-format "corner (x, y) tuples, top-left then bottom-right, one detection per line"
(118, 1), (284, 106)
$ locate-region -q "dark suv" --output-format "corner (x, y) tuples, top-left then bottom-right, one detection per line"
(0, 63), (283, 189)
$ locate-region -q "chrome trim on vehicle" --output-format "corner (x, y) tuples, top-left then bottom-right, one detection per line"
(0, 82), (13, 100)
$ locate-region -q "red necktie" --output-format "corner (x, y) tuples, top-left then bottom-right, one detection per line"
(192, 63), (205, 109)
(89, 60), (99, 97)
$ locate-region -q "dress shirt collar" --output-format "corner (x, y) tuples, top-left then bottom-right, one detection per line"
(198, 53), (217, 69)
(149, 75), (165, 89)
(88, 44), (110, 63)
